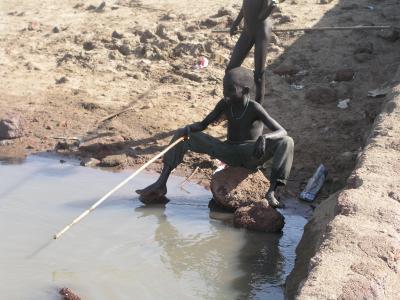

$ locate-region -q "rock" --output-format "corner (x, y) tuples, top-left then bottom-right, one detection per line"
(112, 30), (124, 39)
(160, 74), (182, 84)
(55, 76), (68, 84)
(305, 87), (337, 104)
(59, 287), (81, 300)
(173, 42), (204, 57)
(234, 201), (285, 233)
(86, 4), (97, 10)
(353, 46), (373, 61)
(176, 32), (187, 41)
(334, 68), (355, 82)
(0, 113), (26, 139)
(139, 29), (156, 43)
(117, 44), (131, 56)
(83, 41), (96, 51)
(378, 29), (399, 42)
(179, 71), (203, 83)
(80, 157), (100, 167)
(185, 24), (200, 32)
(273, 63), (300, 76)
(155, 24), (169, 40)
(100, 154), (128, 167)
(276, 14), (293, 24)
(81, 102), (99, 110)
(95, 1), (106, 12)
(210, 167), (270, 211)
(160, 13), (177, 21)
(52, 26), (60, 33)
(200, 18), (219, 28)
(215, 7), (235, 17)
(354, 53), (373, 63)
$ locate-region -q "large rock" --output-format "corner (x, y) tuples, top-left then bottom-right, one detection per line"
(234, 201), (285, 233)
(0, 113), (26, 139)
(305, 87), (337, 104)
(100, 154), (128, 167)
(210, 167), (270, 211)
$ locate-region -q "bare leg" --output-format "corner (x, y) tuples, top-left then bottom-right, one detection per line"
(254, 20), (271, 104)
(226, 31), (255, 71)
(136, 165), (171, 198)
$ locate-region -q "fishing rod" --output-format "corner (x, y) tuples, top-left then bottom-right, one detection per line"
(53, 136), (185, 240)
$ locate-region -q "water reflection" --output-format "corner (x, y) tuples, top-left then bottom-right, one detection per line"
(233, 231), (284, 300)
(136, 203), (233, 299)
(136, 203), (286, 300)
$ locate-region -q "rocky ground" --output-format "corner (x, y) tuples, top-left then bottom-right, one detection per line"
(1, 0), (400, 298)
(1, 0), (399, 199)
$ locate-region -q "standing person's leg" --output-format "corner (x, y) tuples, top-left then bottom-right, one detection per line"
(226, 32), (255, 71)
(254, 20), (272, 104)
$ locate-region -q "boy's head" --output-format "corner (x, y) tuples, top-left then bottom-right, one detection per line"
(223, 67), (254, 102)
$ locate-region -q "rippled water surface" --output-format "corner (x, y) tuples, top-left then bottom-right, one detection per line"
(0, 156), (308, 300)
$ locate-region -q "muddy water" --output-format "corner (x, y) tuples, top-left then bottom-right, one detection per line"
(0, 156), (308, 300)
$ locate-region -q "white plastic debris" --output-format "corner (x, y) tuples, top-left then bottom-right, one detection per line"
(300, 164), (327, 202)
(195, 56), (209, 69)
(337, 98), (350, 109)
(290, 84), (304, 90)
(367, 87), (390, 98)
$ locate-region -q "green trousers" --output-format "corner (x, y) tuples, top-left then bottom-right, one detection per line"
(163, 132), (294, 186)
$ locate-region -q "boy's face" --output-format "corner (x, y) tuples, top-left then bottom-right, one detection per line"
(223, 81), (246, 103)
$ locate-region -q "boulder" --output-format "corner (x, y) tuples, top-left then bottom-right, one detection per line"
(273, 63), (300, 76)
(210, 167), (270, 211)
(335, 68), (355, 82)
(234, 201), (285, 233)
(305, 87), (337, 104)
(80, 157), (100, 167)
(100, 154), (128, 167)
(0, 113), (26, 139)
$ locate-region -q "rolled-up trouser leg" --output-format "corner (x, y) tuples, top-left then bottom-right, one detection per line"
(261, 136), (294, 185)
(163, 131), (235, 169)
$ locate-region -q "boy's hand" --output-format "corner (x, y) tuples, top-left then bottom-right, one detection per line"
(177, 126), (191, 140)
(230, 24), (239, 36)
(253, 136), (266, 159)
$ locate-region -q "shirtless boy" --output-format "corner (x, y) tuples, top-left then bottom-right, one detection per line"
(136, 67), (293, 208)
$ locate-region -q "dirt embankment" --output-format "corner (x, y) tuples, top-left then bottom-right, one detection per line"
(286, 68), (400, 299)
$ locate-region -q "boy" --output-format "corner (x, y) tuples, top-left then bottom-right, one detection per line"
(136, 67), (293, 208)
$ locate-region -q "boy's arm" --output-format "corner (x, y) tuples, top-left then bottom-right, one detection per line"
(257, 105), (287, 140)
(253, 104), (287, 158)
(178, 100), (226, 136)
(230, 8), (244, 36)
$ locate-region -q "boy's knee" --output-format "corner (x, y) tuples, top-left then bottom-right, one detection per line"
(281, 136), (294, 150)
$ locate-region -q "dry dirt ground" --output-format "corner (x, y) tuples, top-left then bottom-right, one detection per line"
(0, 0), (399, 198)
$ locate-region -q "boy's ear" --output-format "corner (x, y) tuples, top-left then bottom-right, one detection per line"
(243, 86), (250, 95)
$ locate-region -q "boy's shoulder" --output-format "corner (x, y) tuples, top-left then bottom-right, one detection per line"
(249, 100), (269, 114)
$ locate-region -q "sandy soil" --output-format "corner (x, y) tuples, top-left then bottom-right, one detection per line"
(1, 0), (399, 197)
(287, 63), (400, 300)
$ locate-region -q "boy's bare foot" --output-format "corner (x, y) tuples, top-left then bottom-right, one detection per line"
(136, 182), (167, 200)
(266, 191), (285, 209)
